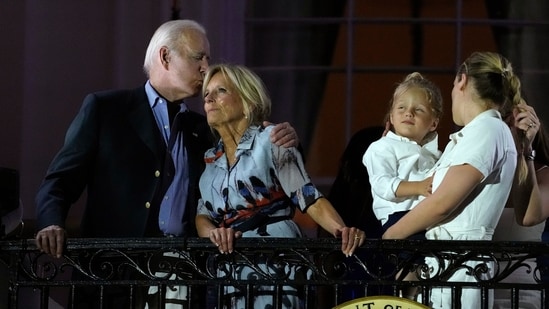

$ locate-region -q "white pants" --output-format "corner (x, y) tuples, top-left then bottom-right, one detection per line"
(424, 225), (495, 309)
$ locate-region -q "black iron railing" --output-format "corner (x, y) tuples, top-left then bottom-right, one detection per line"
(0, 238), (548, 309)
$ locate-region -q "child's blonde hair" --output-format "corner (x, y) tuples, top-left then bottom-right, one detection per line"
(390, 72), (444, 120)
(387, 72), (444, 144)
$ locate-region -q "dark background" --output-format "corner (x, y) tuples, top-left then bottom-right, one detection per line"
(1, 0), (548, 235)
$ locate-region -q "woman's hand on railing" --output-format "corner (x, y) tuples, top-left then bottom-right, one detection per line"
(208, 227), (242, 254)
(335, 226), (365, 257)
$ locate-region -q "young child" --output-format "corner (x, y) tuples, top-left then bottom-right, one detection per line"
(363, 72), (443, 237)
(362, 72), (443, 299)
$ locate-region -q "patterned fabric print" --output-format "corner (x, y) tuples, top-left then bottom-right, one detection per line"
(197, 125), (323, 309)
(221, 259), (309, 309)
(198, 125), (323, 237)
(214, 172), (290, 233)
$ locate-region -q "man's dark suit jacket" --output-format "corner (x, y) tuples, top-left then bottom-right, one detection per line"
(35, 86), (214, 237)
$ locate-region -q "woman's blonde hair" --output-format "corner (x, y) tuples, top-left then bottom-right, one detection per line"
(458, 51), (527, 182)
(202, 64), (271, 127)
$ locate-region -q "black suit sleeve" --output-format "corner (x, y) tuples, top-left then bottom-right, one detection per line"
(35, 94), (99, 230)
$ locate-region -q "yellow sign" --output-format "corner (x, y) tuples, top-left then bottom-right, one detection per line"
(333, 295), (430, 309)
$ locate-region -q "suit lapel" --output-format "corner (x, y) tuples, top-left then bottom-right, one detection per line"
(127, 87), (163, 160)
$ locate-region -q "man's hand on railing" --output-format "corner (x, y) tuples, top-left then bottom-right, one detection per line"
(35, 224), (66, 258)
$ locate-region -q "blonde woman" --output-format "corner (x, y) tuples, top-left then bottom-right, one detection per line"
(196, 64), (365, 308)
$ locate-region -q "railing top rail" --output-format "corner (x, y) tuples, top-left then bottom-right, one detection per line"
(1, 237), (548, 253)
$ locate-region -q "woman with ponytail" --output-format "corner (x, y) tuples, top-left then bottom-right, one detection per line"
(382, 51), (521, 308)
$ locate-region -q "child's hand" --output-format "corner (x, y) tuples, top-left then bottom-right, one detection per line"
(418, 176), (433, 197)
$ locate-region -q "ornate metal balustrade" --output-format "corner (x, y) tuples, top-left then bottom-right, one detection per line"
(0, 238), (548, 309)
